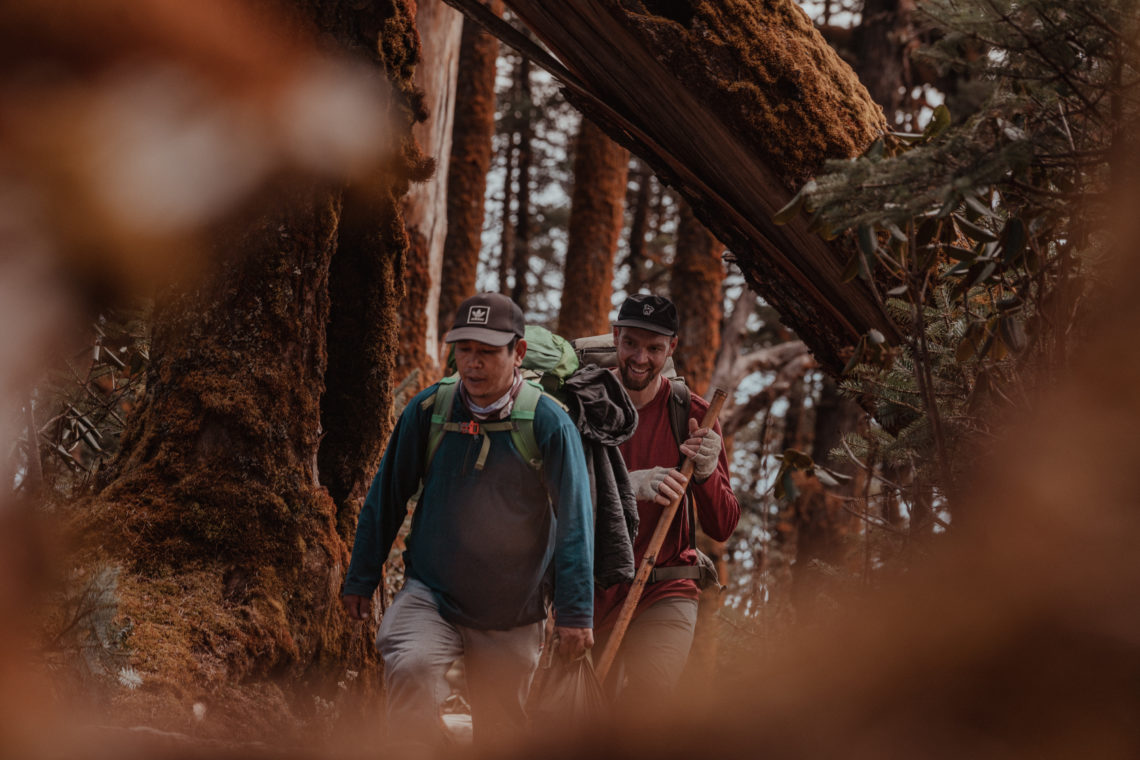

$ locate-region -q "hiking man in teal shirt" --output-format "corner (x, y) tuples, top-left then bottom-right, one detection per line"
(341, 292), (594, 747)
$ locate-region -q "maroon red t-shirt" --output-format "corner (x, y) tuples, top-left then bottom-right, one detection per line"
(594, 376), (740, 630)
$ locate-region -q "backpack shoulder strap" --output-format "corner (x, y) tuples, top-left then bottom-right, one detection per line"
(424, 377), (558, 474)
(423, 375), (460, 469)
(507, 380), (548, 471)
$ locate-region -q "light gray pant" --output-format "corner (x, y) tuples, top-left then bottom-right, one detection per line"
(596, 596), (699, 704)
(376, 578), (543, 747)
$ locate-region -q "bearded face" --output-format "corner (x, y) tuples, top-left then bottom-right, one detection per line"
(614, 326), (676, 392)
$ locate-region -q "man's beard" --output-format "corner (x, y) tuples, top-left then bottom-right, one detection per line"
(619, 361), (657, 391)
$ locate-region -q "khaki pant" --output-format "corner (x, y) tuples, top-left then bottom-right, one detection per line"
(596, 596), (699, 704)
(376, 578), (543, 748)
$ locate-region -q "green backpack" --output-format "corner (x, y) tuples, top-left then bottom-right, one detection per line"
(426, 324), (579, 473)
(422, 375), (546, 472)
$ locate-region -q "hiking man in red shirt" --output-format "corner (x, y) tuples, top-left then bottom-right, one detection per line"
(595, 293), (740, 703)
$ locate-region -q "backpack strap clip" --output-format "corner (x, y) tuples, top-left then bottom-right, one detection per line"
(423, 378), (550, 475)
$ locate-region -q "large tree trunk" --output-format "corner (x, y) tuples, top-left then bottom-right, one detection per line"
(448, 0), (897, 374)
(670, 200), (723, 397)
(75, 1), (424, 734)
(438, 2), (503, 341)
(557, 119), (629, 338)
(399, 0), (463, 388)
(83, 192), (354, 731)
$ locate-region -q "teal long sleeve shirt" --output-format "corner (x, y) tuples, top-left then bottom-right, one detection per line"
(344, 382), (595, 630)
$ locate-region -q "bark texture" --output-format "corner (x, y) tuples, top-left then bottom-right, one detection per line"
(850, 0), (919, 126)
(465, 0), (898, 374)
(438, 2), (502, 341)
(498, 124), (516, 295)
(320, 186), (406, 545)
(76, 0), (425, 734)
(399, 0), (463, 388)
(624, 161), (653, 293)
(83, 192), (351, 732)
(510, 57), (534, 308)
(670, 200), (723, 396)
(557, 119), (629, 338)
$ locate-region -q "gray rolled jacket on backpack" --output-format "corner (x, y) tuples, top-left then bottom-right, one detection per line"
(560, 364), (640, 588)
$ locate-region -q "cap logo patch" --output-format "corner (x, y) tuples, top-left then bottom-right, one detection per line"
(643, 305), (655, 316)
(468, 305), (490, 324)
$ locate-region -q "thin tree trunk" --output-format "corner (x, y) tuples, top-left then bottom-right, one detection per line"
(670, 200), (724, 396)
(499, 125), (516, 295)
(812, 377), (861, 475)
(670, 199), (727, 689)
(557, 119), (629, 338)
(851, 0), (918, 127)
(782, 376), (807, 454)
(510, 57), (533, 308)
(438, 2), (503, 342)
(624, 160), (652, 294)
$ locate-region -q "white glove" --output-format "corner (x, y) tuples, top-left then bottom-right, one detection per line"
(682, 421), (722, 481)
(629, 466), (671, 502)
(629, 466), (679, 504)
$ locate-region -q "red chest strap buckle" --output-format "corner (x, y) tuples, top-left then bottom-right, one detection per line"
(458, 421), (480, 435)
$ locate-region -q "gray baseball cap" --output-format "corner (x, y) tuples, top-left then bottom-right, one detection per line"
(444, 292), (525, 346)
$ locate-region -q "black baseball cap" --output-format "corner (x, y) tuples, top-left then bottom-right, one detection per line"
(613, 293), (678, 336)
(444, 292), (526, 346)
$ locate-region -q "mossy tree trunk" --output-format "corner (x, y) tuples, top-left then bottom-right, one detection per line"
(399, 0), (463, 387)
(438, 2), (503, 341)
(320, 186), (408, 546)
(77, 0), (424, 734)
(463, 0), (897, 375)
(670, 200), (723, 397)
(557, 119), (629, 338)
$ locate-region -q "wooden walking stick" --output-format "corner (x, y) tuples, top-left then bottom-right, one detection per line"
(594, 387), (728, 683)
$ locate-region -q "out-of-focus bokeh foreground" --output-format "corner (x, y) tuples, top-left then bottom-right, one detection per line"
(2, 0), (1138, 757)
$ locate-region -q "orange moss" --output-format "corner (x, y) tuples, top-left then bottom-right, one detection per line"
(396, 224), (435, 394)
(439, 4), (503, 339)
(558, 119), (630, 338)
(70, 0), (424, 734)
(618, 0), (887, 187)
